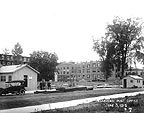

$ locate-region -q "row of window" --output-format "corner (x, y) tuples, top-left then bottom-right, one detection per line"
(71, 74), (91, 78)
(58, 74), (105, 80)
(130, 80), (141, 83)
(67, 74), (103, 78)
(57, 63), (101, 70)
(58, 69), (100, 74)
(126, 71), (143, 76)
(0, 75), (12, 82)
(0, 54), (30, 62)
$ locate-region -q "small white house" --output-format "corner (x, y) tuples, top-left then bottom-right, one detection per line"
(122, 75), (143, 88)
(0, 64), (39, 91)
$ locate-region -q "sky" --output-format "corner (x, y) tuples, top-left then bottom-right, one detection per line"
(0, 0), (144, 65)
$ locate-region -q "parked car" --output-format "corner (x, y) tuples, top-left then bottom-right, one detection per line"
(0, 80), (26, 96)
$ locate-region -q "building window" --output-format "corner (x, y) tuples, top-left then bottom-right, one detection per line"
(0, 76), (6, 82)
(67, 67), (69, 69)
(8, 76), (12, 81)
(83, 75), (85, 77)
(83, 69), (85, 73)
(63, 71), (65, 74)
(87, 74), (90, 78)
(87, 64), (90, 68)
(78, 75), (81, 77)
(87, 69), (90, 73)
(67, 71), (69, 74)
(93, 63), (96, 67)
(92, 70), (96, 72)
(130, 80), (133, 83)
(79, 70), (81, 73)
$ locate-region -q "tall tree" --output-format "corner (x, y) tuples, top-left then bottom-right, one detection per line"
(94, 17), (144, 79)
(29, 51), (58, 81)
(106, 17), (144, 78)
(93, 37), (112, 80)
(93, 37), (117, 80)
(12, 42), (23, 64)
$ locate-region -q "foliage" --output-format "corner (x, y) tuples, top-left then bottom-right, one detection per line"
(2, 48), (10, 55)
(94, 17), (144, 79)
(29, 51), (58, 81)
(93, 37), (114, 79)
(11, 42), (23, 64)
(106, 17), (144, 78)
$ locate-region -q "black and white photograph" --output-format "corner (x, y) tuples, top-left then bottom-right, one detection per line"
(0, 0), (144, 113)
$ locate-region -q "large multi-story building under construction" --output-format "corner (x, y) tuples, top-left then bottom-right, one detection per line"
(56, 61), (105, 82)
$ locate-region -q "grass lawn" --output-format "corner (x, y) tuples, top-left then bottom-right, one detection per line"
(34, 93), (144, 113)
(0, 88), (144, 110)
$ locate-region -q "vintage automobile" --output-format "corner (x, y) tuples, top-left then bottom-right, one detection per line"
(0, 80), (26, 96)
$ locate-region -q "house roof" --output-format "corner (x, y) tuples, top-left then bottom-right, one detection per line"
(126, 75), (143, 80)
(0, 64), (39, 74)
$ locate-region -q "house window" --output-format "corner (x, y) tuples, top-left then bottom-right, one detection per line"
(130, 80), (133, 83)
(8, 76), (12, 81)
(137, 80), (140, 83)
(0, 76), (6, 82)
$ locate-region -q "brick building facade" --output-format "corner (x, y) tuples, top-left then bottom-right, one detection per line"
(56, 61), (105, 82)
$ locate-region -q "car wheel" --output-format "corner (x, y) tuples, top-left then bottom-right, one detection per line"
(0, 91), (2, 96)
(19, 89), (25, 95)
(1, 90), (6, 96)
